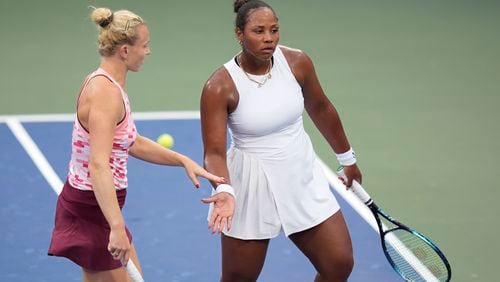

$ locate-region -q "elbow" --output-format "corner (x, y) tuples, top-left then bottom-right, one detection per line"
(203, 150), (226, 168)
(88, 158), (109, 176)
(128, 136), (144, 157)
(306, 98), (329, 114)
(306, 99), (339, 121)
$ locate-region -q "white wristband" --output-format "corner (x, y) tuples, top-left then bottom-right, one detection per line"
(336, 148), (356, 166)
(215, 184), (236, 199)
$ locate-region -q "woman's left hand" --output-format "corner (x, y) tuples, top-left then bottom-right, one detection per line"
(342, 164), (362, 188)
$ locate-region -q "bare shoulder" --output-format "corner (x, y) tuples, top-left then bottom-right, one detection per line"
(201, 65), (239, 113)
(279, 45), (315, 85)
(203, 67), (234, 94)
(85, 75), (121, 100)
(78, 75), (123, 126)
(279, 45), (304, 57)
(84, 76), (123, 115)
(202, 66), (238, 107)
(279, 45), (312, 68)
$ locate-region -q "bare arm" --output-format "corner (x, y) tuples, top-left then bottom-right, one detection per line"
(200, 68), (237, 186)
(82, 77), (130, 264)
(130, 134), (187, 166)
(283, 47), (362, 185)
(199, 67), (237, 233)
(129, 135), (224, 188)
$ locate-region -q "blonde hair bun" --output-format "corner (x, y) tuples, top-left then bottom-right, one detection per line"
(90, 7), (113, 28)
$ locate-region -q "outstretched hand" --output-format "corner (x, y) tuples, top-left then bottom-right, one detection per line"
(201, 192), (235, 234)
(182, 158), (226, 188)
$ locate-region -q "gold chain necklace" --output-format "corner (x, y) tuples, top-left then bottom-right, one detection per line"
(237, 55), (272, 88)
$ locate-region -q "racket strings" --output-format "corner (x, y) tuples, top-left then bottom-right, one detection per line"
(384, 229), (449, 282)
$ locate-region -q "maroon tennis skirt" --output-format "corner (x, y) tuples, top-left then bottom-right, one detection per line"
(48, 180), (132, 271)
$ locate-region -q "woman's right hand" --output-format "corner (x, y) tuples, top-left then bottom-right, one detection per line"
(181, 156), (226, 188)
(201, 192), (235, 234)
(108, 226), (131, 265)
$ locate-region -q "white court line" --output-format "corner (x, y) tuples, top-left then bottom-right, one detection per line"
(133, 111), (199, 120)
(6, 118), (63, 195)
(0, 111), (199, 123)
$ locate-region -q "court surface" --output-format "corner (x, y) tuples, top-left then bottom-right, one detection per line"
(0, 112), (404, 282)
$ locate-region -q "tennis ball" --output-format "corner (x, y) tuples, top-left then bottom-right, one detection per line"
(156, 133), (174, 149)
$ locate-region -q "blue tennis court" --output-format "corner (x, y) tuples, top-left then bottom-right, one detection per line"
(1, 113), (402, 281)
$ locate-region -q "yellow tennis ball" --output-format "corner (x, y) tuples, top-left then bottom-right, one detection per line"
(156, 133), (174, 148)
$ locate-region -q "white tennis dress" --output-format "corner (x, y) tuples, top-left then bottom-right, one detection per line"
(210, 46), (340, 239)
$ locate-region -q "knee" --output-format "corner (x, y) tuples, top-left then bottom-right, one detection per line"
(337, 252), (354, 278)
(318, 253), (354, 281)
(339, 253), (354, 276)
(221, 271), (260, 282)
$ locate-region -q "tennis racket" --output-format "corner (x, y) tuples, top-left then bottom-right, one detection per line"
(125, 259), (145, 282)
(337, 167), (451, 282)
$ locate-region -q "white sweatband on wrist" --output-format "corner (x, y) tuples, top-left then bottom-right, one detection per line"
(215, 184), (236, 199)
(336, 147), (356, 166)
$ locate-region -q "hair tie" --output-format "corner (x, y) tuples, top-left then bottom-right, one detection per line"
(99, 14), (113, 28)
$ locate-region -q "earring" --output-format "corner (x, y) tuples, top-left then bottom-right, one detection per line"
(238, 40), (242, 45)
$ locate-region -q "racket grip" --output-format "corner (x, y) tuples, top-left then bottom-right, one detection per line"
(125, 259), (144, 282)
(336, 167), (372, 204)
(350, 180), (372, 205)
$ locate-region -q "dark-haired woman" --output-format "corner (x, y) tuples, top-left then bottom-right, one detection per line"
(47, 7), (231, 282)
(200, 0), (362, 281)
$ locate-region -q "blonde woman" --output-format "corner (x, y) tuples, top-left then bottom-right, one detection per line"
(48, 7), (233, 281)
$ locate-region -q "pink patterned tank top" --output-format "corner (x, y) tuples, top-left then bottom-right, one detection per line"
(68, 68), (137, 191)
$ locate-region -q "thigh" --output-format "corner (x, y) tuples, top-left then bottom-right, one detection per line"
(221, 234), (270, 282)
(82, 243), (141, 282)
(289, 211), (353, 272)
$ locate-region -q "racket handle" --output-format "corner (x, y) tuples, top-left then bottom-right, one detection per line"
(350, 179), (372, 205)
(125, 259), (144, 282)
(336, 167), (372, 204)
